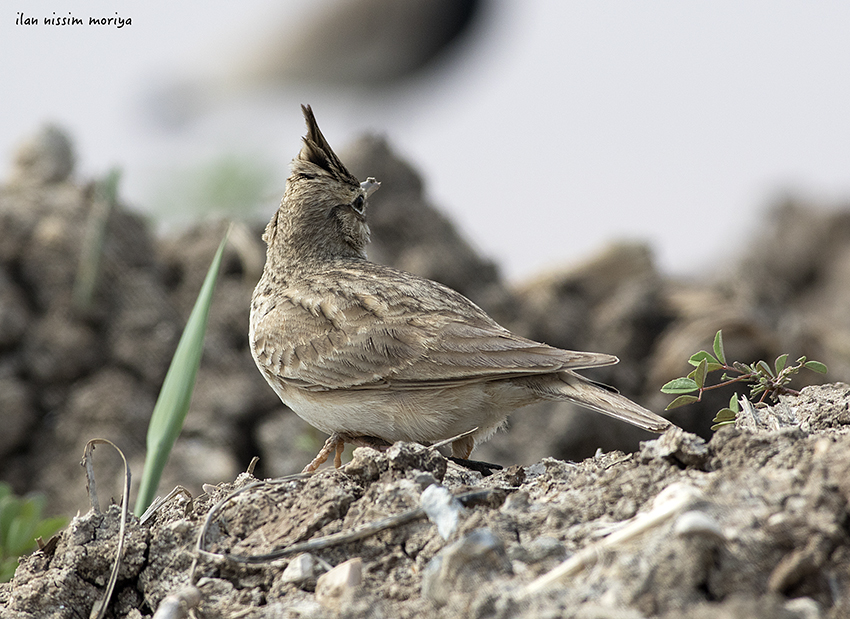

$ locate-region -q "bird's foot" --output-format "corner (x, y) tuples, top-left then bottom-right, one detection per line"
(301, 433), (346, 473)
(301, 433), (392, 473)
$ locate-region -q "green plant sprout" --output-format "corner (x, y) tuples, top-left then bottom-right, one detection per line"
(660, 330), (828, 430)
(0, 483), (66, 582)
(135, 228), (230, 516)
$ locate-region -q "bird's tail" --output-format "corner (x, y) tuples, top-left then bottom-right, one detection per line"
(534, 371), (672, 433)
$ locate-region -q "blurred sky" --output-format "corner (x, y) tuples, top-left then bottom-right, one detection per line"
(2, 1), (850, 281)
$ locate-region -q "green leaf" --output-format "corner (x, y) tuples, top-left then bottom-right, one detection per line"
(713, 330), (726, 364)
(692, 358), (708, 389)
(804, 360), (828, 374)
(660, 377), (700, 394)
(665, 394), (699, 410)
(711, 419), (737, 431)
(135, 228), (231, 516)
(713, 408), (737, 423)
(711, 406), (738, 431)
(756, 360), (774, 377)
(7, 515), (37, 557)
(0, 496), (21, 550)
(774, 353), (789, 376)
(729, 394), (740, 412)
(7, 496), (46, 556)
(688, 351), (718, 367)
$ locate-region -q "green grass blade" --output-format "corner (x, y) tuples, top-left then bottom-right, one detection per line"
(134, 228), (231, 516)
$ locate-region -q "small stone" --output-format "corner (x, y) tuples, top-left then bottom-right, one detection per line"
(315, 557), (362, 610)
(783, 597), (822, 619)
(639, 426), (709, 468)
(386, 442), (447, 480)
(420, 484), (464, 540)
(282, 553), (324, 585)
(501, 490), (530, 513)
(674, 510), (725, 540)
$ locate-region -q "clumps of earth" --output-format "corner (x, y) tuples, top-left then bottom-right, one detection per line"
(5, 385), (850, 618)
(1, 125), (850, 617)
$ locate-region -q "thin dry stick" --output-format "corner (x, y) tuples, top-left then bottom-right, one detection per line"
(222, 488), (496, 564)
(139, 486), (194, 526)
(187, 474), (308, 582)
(428, 427), (479, 451)
(187, 476), (494, 577)
(522, 483), (703, 596)
(80, 439), (131, 619)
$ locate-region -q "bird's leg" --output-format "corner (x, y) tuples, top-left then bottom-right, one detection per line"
(333, 439), (345, 468)
(450, 434), (476, 459)
(302, 433), (392, 473)
(302, 432), (346, 473)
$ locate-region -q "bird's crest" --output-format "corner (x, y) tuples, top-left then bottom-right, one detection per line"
(297, 105), (359, 186)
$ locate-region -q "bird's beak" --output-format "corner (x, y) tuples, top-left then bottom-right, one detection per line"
(360, 177), (381, 197)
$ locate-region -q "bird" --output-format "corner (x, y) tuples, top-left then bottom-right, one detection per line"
(250, 105), (672, 473)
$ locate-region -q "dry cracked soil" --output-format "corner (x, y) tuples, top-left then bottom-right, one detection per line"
(3, 383), (850, 618)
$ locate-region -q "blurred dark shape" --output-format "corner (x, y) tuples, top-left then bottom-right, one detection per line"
(239, 0), (486, 87)
(144, 0), (489, 129)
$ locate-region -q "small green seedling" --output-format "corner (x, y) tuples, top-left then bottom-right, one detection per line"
(661, 330), (828, 430)
(0, 483), (66, 582)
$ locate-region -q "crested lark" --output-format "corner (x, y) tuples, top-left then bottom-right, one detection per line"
(250, 106), (672, 473)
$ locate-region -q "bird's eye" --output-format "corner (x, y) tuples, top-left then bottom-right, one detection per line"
(351, 195), (365, 214)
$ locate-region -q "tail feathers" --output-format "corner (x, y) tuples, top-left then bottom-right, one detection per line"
(544, 371), (672, 433)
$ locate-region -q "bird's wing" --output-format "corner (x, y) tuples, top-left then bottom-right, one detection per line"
(251, 264), (617, 391)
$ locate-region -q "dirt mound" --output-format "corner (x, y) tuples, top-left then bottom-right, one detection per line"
(3, 384), (849, 618)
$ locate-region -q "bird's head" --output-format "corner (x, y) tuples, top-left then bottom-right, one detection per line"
(264, 105), (380, 264)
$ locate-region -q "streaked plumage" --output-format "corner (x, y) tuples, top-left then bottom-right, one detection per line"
(250, 105), (671, 472)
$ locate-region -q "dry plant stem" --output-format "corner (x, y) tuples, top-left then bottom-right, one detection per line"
(188, 475), (309, 583)
(428, 427), (479, 452)
(189, 475), (493, 571)
(80, 438), (131, 619)
(522, 483), (702, 596)
(139, 486), (193, 526)
(224, 489), (496, 564)
(699, 366), (800, 403)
